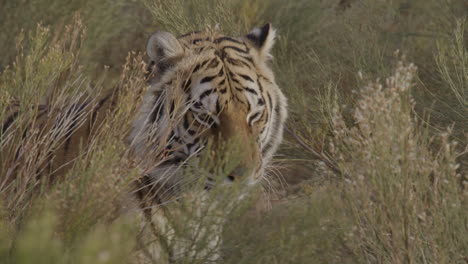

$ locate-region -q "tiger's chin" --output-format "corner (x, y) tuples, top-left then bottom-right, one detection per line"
(139, 162), (262, 204)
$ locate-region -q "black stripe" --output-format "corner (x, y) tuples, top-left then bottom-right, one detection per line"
(239, 74), (254, 82)
(257, 77), (264, 93)
(262, 142), (273, 156)
(187, 137), (201, 153)
(183, 78), (192, 91)
(267, 93), (273, 110)
(168, 131), (175, 140)
(240, 55), (254, 64)
(245, 87), (258, 95)
(226, 58), (252, 69)
(193, 101), (202, 109)
(231, 77), (240, 85)
(186, 142), (196, 151)
(258, 98), (265, 105)
(214, 37), (243, 44)
(222, 46), (248, 54)
(149, 101), (164, 123)
(215, 101), (221, 113)
(178, 31), (201, 39)
(200, 59), (210, 68)
(198, 114), (217, 127)
(199, 89), (215, 100)
(208, 59), (219, 69)
(259, 74), (273, 84)
(200, 75), (217, 83)
(192, 64), (201, 73)
(195, 47), (206, 53)
(217, 68), (224, 77)
(170, 102), (175, 113)
(248, 112), (261, 125)
(183, 115), (189, 130)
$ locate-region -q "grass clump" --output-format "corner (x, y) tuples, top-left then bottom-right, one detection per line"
(330, 59), (466, 263)
(1, 206), (136, 264)
(0, 20), (96, 222)
(0, 19), (145, 263)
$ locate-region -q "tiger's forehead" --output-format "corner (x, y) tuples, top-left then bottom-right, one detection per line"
(177, 31), (258, 78)
(177, 31), (251, 55)
(177, 32), (258, 86)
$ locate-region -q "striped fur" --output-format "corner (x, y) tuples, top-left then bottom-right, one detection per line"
(130, 24), (288, 200)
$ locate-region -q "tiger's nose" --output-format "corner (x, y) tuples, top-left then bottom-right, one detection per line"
(226, 166), (248, 182)
(204, 166), (249, 190)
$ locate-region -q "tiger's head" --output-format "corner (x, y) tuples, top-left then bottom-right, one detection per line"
(130, 24), (287, 194)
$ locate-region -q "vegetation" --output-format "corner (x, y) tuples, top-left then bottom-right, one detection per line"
(0, 0), (466, 263)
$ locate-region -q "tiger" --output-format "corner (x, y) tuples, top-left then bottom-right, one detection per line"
(1, 23), (288, 263)
(131, 23), (287, 198)
(130, 23), (288, 262)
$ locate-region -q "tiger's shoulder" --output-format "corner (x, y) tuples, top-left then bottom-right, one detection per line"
(1, 88), (120, 182)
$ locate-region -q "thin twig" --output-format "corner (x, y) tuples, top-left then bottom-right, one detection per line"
(285, 126), (343, 177)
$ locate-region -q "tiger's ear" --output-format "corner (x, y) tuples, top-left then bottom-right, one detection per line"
(147, 31), (184, 73)
(246, 23), (276, 60)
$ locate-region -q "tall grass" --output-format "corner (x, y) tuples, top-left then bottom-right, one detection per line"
(0, 19), (146, 263)
(330, 59), (466, 262)
(1, 0), (466, 263)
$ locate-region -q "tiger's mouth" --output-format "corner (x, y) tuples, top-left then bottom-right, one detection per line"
(139, 159), (261, 205)
(203, 165), (253, 191)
